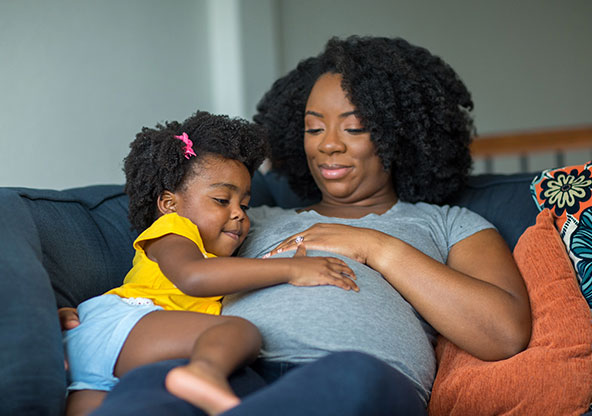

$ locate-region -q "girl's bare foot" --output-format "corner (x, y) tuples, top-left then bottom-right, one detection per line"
(165, 361), (240, 416)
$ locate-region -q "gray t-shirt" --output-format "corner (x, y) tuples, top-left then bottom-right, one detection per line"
(222, 201), (494, 404)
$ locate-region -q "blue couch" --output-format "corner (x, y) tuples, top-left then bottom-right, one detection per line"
(0, 171), (547, 415)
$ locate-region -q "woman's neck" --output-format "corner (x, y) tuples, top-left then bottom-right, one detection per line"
(304, 195), (398, 219)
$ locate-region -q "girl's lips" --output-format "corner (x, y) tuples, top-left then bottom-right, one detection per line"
(223, 231), (241, 240)
(319, 165), (352, 180)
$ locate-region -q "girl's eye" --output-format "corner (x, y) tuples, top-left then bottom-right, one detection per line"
(240, 205), (250, 212)
(213, 198), (229, 205)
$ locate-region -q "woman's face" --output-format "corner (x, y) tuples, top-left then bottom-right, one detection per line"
(304, 72), (395, 206)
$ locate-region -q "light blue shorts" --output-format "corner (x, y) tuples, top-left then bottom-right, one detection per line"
(63, 294), (163, 392)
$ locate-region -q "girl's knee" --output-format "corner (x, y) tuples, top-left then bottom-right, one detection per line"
(223, 315), (257, 330)
(222, 316), (262, 347)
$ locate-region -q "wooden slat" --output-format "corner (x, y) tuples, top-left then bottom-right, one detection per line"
(470, 125), (592, 158)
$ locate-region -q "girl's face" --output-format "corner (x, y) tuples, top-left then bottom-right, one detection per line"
(303, 72), (395, 206)
(165, 154), (251, 256)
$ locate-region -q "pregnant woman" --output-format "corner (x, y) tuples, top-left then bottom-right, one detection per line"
(70, 35), (531, 416)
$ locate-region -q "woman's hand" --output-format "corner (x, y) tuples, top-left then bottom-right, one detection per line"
(264, 223), (381, 264)
(58, 307), (80, 330)
(286, 244), (359, 291)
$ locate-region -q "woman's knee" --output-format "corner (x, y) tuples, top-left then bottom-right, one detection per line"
(313, 351), (427, 414)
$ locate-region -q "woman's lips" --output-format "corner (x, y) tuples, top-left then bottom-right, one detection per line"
(319, 165), (352, 180)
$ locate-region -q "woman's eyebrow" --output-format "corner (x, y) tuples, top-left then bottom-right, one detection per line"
(305, 110), (323, 118)
(339, 111), (358, 119)
(304, 110), (359, 118)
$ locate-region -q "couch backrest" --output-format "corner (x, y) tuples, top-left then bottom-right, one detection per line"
(3, 185), (136, 307)
(452, 173), (540, 248)
(0, 171), (540, 308)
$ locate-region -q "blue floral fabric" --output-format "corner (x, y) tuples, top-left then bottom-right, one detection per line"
(531, 161), (592, 308)
(571, 208), (592, 304)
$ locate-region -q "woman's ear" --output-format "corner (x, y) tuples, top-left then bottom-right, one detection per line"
(157, 191), (177, 215)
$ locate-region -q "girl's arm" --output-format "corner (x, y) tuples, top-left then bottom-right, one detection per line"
(266, 224), (531, 361)
(145, 233), (358, 297)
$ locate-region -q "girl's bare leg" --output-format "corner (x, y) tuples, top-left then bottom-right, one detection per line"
(65, 390), (106, 416)
(115, 311), (261, 415)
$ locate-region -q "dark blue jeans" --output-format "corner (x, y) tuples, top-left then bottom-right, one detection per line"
(92, 351), (427, 416)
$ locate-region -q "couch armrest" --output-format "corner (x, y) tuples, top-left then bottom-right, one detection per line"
(0, 189), (66, 415)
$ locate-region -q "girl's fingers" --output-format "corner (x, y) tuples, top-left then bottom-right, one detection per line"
(326, 258), (356, 279)
(58, 307), (80, 330)
(332, 272), (359, 291)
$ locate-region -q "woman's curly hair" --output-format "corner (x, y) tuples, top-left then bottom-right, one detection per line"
(254, 35), (474, 204)
(124, 110), (269, 232)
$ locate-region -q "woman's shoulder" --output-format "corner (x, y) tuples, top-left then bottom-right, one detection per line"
(393, 201), (493, 229)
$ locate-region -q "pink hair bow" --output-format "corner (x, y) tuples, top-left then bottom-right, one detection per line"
(174, 132), (196, 159)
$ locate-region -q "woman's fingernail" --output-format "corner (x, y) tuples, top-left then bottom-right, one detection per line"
(262, 253), (270, 258)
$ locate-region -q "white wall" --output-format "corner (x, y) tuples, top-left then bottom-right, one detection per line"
(0, 0), (212, 189)
(1, 0), (590, 188)
(239, 0), (280, 119)
(276, 0), (592, 135)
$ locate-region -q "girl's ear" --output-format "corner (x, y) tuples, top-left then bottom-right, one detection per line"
(157, 191), (177, 215)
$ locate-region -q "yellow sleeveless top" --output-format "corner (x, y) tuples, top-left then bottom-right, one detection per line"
(105, 213), (222, 315)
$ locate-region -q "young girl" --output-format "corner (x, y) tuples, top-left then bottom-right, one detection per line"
(63, 111), (358, 416)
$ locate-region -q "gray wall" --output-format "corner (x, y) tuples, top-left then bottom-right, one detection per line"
(276, 0), (592, 135)
(1, 0), (591, 188)
(1, 0), (211, 188)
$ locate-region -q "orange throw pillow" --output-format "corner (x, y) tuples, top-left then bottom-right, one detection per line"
(428, 209), (592, 416)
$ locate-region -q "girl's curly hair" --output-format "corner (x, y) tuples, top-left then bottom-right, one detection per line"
(124, 110), (269, 232)
(254, 35), (474, 204)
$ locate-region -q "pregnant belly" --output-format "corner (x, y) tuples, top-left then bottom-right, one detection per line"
(222, 251), (436, 394)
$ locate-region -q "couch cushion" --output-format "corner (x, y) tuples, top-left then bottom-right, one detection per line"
(11, 185), (136, 307)
(451, 173), (539, 250)
(428, 209), (592, 416)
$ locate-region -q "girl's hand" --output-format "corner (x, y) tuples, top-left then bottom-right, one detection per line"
(58, 307), (80, 330)
(58, 307), (79, 371)
(264, 223), (381, 264)
(286, 244), (359, 291)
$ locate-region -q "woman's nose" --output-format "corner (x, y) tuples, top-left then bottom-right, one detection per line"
(318, 129), (346, 154)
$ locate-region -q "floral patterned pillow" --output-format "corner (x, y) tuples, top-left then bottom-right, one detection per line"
(530, 161), (592, 307)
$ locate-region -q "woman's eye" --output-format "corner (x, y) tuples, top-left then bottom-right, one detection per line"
(304, 128), (323, 135)
(345, 128), (366, 135)
(213, 198), (229, 205)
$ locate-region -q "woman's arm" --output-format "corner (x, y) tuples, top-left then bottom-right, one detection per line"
(370, 228), (530, 360)
(267, 224), (531, 361)
(146, 234), (358, 297)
